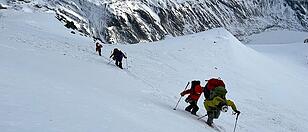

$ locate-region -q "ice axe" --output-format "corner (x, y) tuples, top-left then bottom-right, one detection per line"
(173, 82), (190, 110)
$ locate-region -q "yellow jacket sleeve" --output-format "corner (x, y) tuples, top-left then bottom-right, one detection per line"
(226, 99), (237, 111)
(204, 96), (224, 111)
(204, 97), (238, 111)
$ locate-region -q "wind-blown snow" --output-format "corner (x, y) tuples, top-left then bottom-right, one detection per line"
(1, 10), (308, 132)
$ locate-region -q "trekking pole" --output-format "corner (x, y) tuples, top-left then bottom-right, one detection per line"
(125, 52), (128, 69)
(108, 50), (113, 64)
(125, 58), (128, 69)
(197, 114), (207, 120)
(173, 82), (190, 110)
(107, 58), (113, 64)
(233, 113), (240, 132)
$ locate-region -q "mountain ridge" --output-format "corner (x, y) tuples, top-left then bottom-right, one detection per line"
(2, 0), (308, 44)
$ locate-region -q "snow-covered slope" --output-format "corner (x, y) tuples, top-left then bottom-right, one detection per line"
(6, 0), (307, 44)
(247, 30), (308, 70)
(247, 31), (308, 45)
(1, 10), (308, 132)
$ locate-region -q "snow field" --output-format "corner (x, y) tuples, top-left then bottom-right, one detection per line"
(1, 10), (308, 132)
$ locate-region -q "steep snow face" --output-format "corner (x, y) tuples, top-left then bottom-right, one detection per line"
(4, 0), (308, 44)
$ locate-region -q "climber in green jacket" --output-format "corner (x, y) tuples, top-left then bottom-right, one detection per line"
(203, 86), (240, 126)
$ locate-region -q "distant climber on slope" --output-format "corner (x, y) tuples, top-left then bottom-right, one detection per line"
(95, 42), (103, 56)
(110, 48), (127, 69)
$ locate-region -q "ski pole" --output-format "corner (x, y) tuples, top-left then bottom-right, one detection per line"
(173, 82), (190, 110)
(124, 52), (128, 69)
(108, 50), (113, 64)
(233, 113), (240, 132)
(107, 58), (113, 64)
(125, 58), (128, 69)
(197, 114), (207, 120)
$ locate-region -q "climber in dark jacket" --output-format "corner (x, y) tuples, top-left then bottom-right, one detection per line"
(110, 48), (127, 69)
(95, 42), (103, 56)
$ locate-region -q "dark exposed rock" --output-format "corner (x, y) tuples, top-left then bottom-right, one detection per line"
(46, 0), (308, 44)
(0, 4), (8, 9)
(65, 21), (77, 30)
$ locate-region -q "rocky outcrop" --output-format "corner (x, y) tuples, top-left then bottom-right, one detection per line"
(8, 0), (308, 44)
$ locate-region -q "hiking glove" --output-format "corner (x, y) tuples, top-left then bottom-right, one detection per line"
(217, 101), (226, 108)
(180, 92), (185, 96)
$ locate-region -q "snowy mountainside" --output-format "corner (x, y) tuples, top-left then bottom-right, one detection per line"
(3, 0), (307, 44)
(247, 30), (308, 69)
(1, 9), (308, 132)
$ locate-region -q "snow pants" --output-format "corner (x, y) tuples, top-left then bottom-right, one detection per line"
(115, 59), (123, 69)
(185, 100), (199, 115)
(207, 109), (221, 125)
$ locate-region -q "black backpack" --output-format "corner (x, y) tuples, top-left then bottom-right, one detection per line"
(185, 80), (201, 103)
(190, 80), (200, 91)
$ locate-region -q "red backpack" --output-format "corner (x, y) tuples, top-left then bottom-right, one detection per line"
(204, 78), (225, 99)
